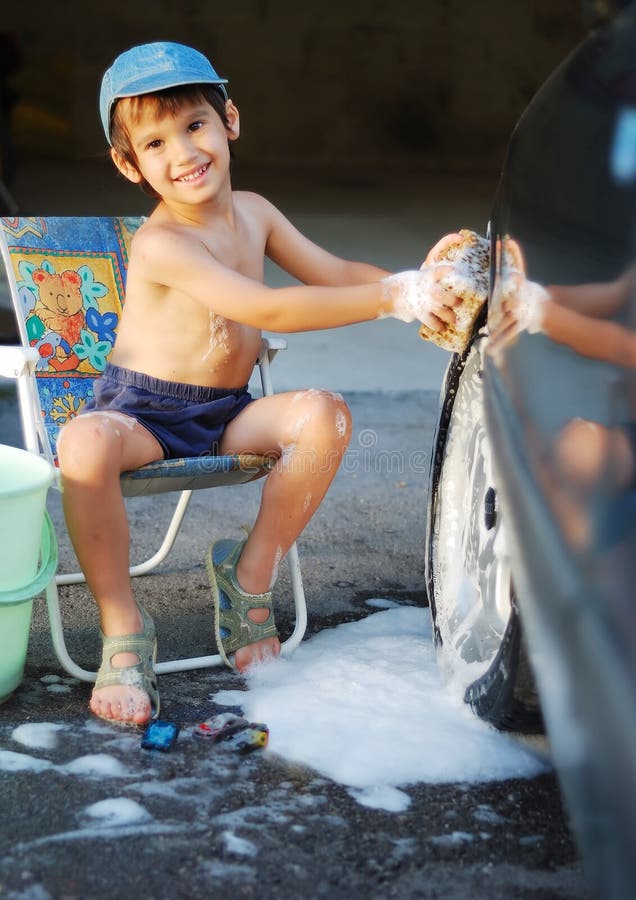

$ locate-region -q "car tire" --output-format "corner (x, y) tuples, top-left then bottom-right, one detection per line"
(425, 327), (543, 734)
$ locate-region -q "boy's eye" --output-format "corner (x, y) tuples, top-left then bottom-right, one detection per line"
(188, 120), (204, 132)
(146, 139), (162, 150)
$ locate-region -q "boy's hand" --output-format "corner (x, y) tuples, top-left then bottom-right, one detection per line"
(417, 229), (490, 352)
(381, 266), (463, 330)
(504, 275), (549, 334)
(488, 274), (549, 349)
(488, 237), (549, 349)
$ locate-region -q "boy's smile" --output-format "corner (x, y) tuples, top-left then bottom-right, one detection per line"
(175, 163), (211, 184)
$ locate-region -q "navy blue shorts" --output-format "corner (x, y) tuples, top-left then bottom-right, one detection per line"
(82, 364), (253, 459)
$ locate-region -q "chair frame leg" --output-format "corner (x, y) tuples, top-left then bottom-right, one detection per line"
(45, 542), (306, 682)
(45, 580), (96, 682)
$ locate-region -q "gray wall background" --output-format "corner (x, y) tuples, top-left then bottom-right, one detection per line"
(3, 0), (585, 176)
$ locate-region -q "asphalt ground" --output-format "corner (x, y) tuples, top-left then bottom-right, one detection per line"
(0, 163), (592, 899)
(0, 380), (591, 900)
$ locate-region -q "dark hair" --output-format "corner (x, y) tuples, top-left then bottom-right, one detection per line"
(110, 83), (231, 198)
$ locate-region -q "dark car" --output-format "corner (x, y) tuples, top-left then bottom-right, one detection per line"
(425, 2), (636, 897)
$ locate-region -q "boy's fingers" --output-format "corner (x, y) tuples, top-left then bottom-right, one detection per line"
(502, 270), (526, 298)
(420, 311), (446, 332)
(503, 237), (526, 274)
(430, 263), (454, 280)
(439, 290), (464, 308)
(431, 271), (468, 307)
(431, 265), (470, 305)
(431, 264), (465, 301)
(424, 233), (464, 265)
(429, 304), (457, 326)
(489, 295), (526, 344)
(494, 236), (525, 275)
(421, 293), (458, 328)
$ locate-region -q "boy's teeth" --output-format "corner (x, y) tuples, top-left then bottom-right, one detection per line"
(180, 166), (206, 182)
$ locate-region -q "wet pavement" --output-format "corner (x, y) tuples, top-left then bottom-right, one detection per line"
(0, 384), (591, 900)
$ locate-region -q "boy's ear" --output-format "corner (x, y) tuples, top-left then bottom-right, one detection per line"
(110, 147), (142, 184)
(224, 99), (240, 141)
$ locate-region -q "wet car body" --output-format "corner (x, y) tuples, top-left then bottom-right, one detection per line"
(425, 3), (636, 896)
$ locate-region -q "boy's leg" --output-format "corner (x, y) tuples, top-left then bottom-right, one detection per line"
(218, 389), (352, 670)
(549, 419), (635, 550)
(56, 411), (164, 723)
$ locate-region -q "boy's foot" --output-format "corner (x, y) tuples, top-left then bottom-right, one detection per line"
(234, 617), (281, 672)
(89, 605), (160, 725)
(206, 539), (281, 673)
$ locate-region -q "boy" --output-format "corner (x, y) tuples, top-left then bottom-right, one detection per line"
(57, 41), (468, 725)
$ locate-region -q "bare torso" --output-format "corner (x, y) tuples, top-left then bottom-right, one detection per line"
(111, 191), (267, 388)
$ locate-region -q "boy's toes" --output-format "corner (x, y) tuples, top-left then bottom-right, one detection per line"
(89, 686), (152, 725)
(234, 635), (281, 673)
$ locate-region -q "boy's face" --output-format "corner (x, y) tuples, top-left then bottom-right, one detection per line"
(112, 96), (239, 204)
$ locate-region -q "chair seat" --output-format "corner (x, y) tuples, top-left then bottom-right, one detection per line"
(121, 453), (275, 497)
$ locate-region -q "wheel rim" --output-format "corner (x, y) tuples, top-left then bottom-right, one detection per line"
(430, 338), (513, 687)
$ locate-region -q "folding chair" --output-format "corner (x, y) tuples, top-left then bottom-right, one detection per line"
(0, 215), (307, 681)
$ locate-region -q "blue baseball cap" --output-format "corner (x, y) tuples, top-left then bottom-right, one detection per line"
(100, 41), (229, 144)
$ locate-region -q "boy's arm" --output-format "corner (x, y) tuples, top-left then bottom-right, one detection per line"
(255, 193), (391, 286)
(489, 265), (636, 367)
(546, 275), (631, 319)
(500, 236), (632, 319)
(541, 298), (636, 367)
(132, 224), (460, 334)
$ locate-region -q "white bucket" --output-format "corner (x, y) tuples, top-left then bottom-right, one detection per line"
(0, 445), (55, 590)
(0, 445), (57, 702)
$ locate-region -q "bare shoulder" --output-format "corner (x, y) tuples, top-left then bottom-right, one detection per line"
(132, 218), (185, 252)
(130, 217), (202, 267)
(234, 190), (281, 222)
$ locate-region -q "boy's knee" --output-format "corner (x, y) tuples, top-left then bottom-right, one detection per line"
(556, 419), (604, 471)
(57, 413), (121, 474)
(291, 389), (352, 445)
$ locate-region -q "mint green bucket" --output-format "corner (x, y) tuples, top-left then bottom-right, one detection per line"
(0, 445), (58, 703)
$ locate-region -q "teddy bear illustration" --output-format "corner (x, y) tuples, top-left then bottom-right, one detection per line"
(31, 267), (85, 370)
